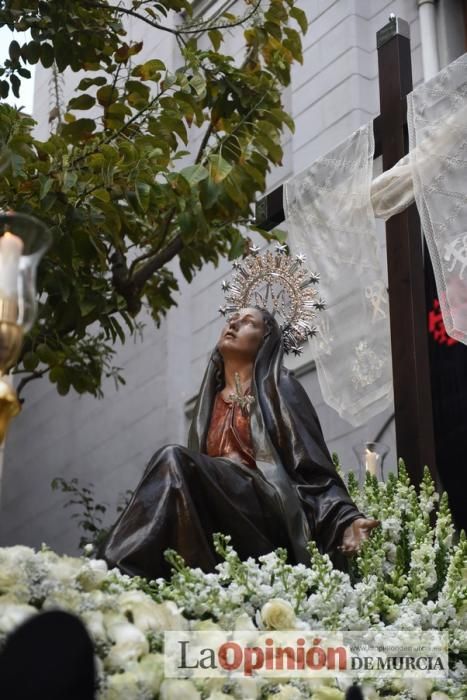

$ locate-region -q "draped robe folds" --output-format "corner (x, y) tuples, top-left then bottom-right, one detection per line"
(101, 322), (364, 580)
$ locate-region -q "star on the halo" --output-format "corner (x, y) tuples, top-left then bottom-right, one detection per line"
(291, 345), (303, 356)
(307, 326), (318, 338)
(232, 260), (242, 270)
(221, 280), (230, 291)
(275, 243), (288, 254)
(249, 244), (261, 256)
(219, 306), (227, 316)
(309, 272), (320, 283)
(314, 298), (326, 311)
(296, 253), (306, 264)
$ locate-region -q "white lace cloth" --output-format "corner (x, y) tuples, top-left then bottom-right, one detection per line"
(284, 52), (467, 425)
(408, 52), (467, 343)
(285, 124), (393, 427)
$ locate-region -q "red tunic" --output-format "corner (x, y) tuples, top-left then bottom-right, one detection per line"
(206, 393), (256, 468)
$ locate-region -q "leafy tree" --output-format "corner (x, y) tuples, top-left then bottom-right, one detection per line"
(0, 0), (308, 399)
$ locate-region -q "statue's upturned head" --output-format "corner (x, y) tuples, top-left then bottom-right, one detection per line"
(217, 306), (275, 363)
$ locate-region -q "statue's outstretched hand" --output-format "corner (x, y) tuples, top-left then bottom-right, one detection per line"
(338, 517), (380, 557)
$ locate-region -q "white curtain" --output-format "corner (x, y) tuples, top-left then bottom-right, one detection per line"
(284, 124), (393, 427)
(407, 52), (467, 343)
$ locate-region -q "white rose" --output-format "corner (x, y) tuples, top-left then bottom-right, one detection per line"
(78, 558), (108, 591)
(191, 619), (221, 631)
(104, 617), (149, 670)
(260, 599), (296, 630)
(0, 546), (35, 592)
(82, 610), (107, 644)
(100, 670), (143, 700)
(41, 552), (82, 584)
(234, 612), (257, 631)
(41, 589), (82, 613)
(160, 679), (201, 700)
(138, 653), (165, 695)
(235, 676), (265, 699)
(266, 685), (302, 700)
(310, 687), (344, 700)
(118, 591), (187, 632)
(402, 678), (433, 700)
(361, 684), (380, 700)
(0, 602), (37, 636)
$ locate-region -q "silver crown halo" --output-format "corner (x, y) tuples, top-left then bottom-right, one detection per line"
(219, 244), (326, 355)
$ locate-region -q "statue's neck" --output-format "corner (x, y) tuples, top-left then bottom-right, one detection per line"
(222, 359), (254, 395)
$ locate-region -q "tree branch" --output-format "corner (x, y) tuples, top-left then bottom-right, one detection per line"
(83, 1), (262, 36)
(131, 233), (183, 289)
(15, 368), (49, 401)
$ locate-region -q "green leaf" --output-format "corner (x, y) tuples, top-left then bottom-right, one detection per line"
(92, 188), (111, 203)
(36, 343), (57, 365)
(132, 59), (166, 81)
(68, 94), (96, 111)
(40, 43), (55, 68)
(190, 74), (206, 97)
(39, 175), (53, 200)
(9, 40), (21, 62)
(208, 29), (222, 51)
(24, 41), (41, 65)
(208, 154), (232, 183)
(61, 118), (96, 142)
(290, 7), (309, 34)
(22, 351), (39, 371)
(135, 181), (150, 211)
(77, 76), (107, 90)
(180, 164), (209, 185)
(96, 85), (119, 106)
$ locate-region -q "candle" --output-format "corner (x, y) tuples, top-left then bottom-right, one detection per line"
(365, 447), (378, 476)
(0, 231), (24, 298)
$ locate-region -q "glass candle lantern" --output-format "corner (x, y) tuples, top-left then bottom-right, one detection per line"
(352, 441), (390, 485)
(0, 212), (51, 440)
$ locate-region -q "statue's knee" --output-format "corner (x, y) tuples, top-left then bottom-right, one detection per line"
(158, 444), (185, 461)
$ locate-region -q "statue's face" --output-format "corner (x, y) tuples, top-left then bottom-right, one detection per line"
(218, 307), (265, 361)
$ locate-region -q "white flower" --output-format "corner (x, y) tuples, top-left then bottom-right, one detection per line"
(104, 615), (149, 670)
(83, 544), (94, 556)
(206, 692), (232, 700)
(78, 558), (108, 591)
(430, 693), (451, 700)
(81, 610), (107, 644)
(191, 618), (221, 631)
(100, 669), (149, 700)
(309, 686), (344, 700)
(260, 599), (296, 630)
(266, 685), (302, 700)
(234, 612), (257, 631)
(118, 591), (187, 632)
(160, 679), (201, 700)
(402, 678), (433, 700)
(41, 551), (82, 583)
(235, 676), (265, 698)
(138, 653), (165, 695)
(0, 600), (37, 636)
(0, 546), (35, 592)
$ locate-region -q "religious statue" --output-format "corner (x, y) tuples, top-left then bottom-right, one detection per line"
(102, 247), (379, 580)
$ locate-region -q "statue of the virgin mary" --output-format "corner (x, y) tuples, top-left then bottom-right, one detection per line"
(102, 250), (378, 580)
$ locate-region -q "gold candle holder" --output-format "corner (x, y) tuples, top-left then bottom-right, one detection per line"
(0, 212), (51, 442)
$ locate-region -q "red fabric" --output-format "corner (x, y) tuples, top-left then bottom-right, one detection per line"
(206, 393), (256, 468)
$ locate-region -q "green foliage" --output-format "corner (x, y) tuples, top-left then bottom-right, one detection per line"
(51, 476), (133, 551)
(0, 0), (307, 399)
